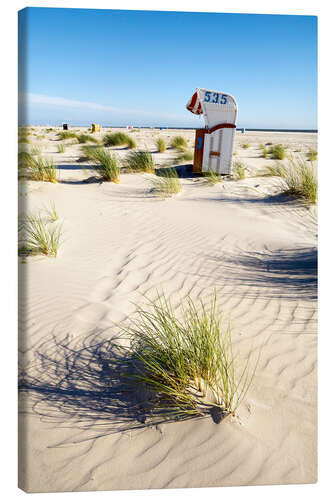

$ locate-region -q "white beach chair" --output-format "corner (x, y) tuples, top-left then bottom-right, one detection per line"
(186, 88), (238, 174)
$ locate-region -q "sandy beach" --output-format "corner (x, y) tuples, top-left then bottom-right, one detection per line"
(18, 127), (317, 492)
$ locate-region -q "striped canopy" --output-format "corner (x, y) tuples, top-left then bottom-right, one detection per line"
(186, 92), (202, 115)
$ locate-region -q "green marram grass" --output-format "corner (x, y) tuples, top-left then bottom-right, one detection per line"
(121, 292), (260, 422)
(44, 201), (59, 222)
(203, 168), (224, 185)
(103, 132), (136, 149)
(170, 135), (188, 150)
(76, 133), (100, 144)
(176, 150), (194, 163)
(57, 144), (66, 153)
(150, 169), (181, 198)
(124, 150), (155, 173)
(241, 143), (250, 149)
(86, 148), (120, 182)
(232, 160), (246, 180)
(19, 155), (57, 183)
(156, 137), (166, 152)
(264, 154), (317, 204)
(57, 131), (78, 141)
(268, 144), (286, 160)
(307, 149), (318, 161)
(19, 214), (62, 257)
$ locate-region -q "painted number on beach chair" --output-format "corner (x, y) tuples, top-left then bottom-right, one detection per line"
(204, 91), (228, 105)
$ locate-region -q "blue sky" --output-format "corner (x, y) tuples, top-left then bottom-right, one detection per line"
(18, 8), (317, 129)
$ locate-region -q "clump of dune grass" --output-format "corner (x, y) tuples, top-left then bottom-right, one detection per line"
(282, 156), (317, 203)
(57, 144), (66, 153)
(18, 137), (30, 144)
(170, 135), (187, 150)
(103, 132), (136, 149)
(242, 143), (250, 149)
(122, 292), (260, 422)
(45, 128), (54, 132)
(268, 144), (286, 160)
(156, 137), (166, 153)
(203, 168), (224, 185)
(307, 149), (318, 161)
(264, 163), (288, 177)
(58, 131), (78, 140)
(87, 148), (120, 182)
(19, 214), (62, 257)
(150, 169), (181, 197)
(124, 150), (155, 173)
(20, 156), (57, 183)
(76, 133), (99, 144)
(176, 150), (194, 163)
(44, 201), (59, 222)
(258, 144), (268, 158)
(232, 160), (246, 180)
(31, 146), (42, 155)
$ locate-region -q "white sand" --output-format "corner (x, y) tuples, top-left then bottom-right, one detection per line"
(18, 127), (317, 492)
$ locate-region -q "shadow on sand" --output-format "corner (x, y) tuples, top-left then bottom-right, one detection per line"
(204, 247), (317, 300)
(19, 331), (201, 437)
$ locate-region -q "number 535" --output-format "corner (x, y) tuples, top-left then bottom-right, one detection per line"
(204, 91), (227, 104)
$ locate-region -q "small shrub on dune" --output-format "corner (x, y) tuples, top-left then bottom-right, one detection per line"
(269, 144), (286, 160)
(124, 150), (155, 173)
(20, 214), (62, 257)
(87, 148), (120, 182)
(170, 135), (187, 150)
(203, 168), (224, 185)
(156, 137), (166, 152)
(232, 160), (246, 180)
(307, 149), (318, 161)
(150, 169), (181, 198)
(242, 143), (250, 149)
(103, 132), (136, 149)
(122, 292), (260, 422)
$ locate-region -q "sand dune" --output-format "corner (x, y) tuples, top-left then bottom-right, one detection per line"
(18, 128), (317, 492)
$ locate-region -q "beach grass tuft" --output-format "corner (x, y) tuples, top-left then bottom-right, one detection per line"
(307, 149), (318, 161)
(170, 136), (188, 150)
(20, 214), (62, 257)
(19, 155), (57, 183)
(44, 201), (59, 222)
(103, 132), (136, 149)
(124, 150), (155, 173)
(76, 133), (100, 144)
(57, 131), (78, 141)
(241, 143), (250, 149)
(203, 168), (224, 185)
(87, 148), (120, 182)
(232, 160), (246, 180)
(57, 144), (66, 153)
(122, 292), (260, 421)
(156, 137), (166, 153)
(176, 150), (194, 163)
(268, 144), (286, 160)
(150, 169), (181, 197)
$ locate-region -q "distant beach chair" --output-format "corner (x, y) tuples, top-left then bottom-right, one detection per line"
(186, 88), (238, 175)
(91, 123), (101, 133)
(62, 123), (68, 130)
